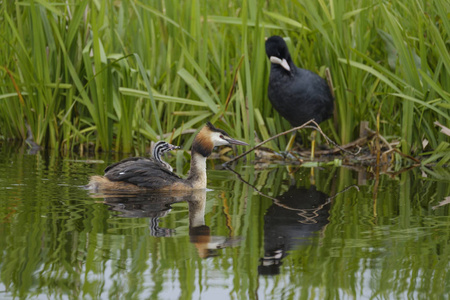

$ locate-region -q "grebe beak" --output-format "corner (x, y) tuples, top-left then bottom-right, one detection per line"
(223, 136), (249, 146)
(169, 144), (182, 150)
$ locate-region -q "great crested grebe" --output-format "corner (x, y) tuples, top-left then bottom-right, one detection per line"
(88, 122), (248, 192)
(103, 141), (180, 173)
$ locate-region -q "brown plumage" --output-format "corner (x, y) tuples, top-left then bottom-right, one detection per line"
(87, 122), (248, 192)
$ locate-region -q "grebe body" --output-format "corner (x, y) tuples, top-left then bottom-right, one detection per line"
(88, 122), (248, 192)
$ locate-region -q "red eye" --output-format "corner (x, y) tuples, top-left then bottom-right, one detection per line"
(220, 135), (224, 139)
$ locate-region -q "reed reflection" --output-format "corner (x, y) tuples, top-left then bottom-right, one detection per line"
(96, 190), (242, 257)
(259, 182), (331, 276)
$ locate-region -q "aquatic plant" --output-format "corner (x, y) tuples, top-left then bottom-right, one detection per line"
(0, 0), (448, 164)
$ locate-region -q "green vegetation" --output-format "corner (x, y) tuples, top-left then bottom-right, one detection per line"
(1, 0), (449, 162)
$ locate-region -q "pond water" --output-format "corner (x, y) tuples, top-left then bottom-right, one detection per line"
(1, 145), (450, 299)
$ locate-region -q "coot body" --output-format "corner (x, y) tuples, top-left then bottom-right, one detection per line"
(265, 36), (334, 127)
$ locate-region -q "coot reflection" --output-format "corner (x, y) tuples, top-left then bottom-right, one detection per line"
(259, 184), (331, 276)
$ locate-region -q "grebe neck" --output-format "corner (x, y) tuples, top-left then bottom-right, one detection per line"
(186, 151), (208, 189)
(152, 143), (166, 164)
(188, 191), (207, 227)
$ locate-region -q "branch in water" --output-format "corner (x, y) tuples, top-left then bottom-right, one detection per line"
(224, 119), (358, 165)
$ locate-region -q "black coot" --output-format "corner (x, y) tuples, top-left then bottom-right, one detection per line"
(265, 36), (334, 128)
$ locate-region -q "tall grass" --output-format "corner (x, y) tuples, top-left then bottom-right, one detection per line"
(0, 0), (448, 162)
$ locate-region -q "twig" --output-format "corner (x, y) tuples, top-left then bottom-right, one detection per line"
(309, 135), (371, 155)
(223, 165), (278, 202)
(364, 125), (392, 151)
(223, 55), (245, 113)
(224, 165), (360, 212)
(382, 148), (421, 164)
(224, 120), (316, 165)
(224, 119), (358, 166)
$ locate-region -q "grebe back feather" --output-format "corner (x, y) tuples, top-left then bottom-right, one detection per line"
(103, 141), (180, 174)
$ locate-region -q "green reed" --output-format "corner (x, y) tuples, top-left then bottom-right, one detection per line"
(0, 0), (448, 162)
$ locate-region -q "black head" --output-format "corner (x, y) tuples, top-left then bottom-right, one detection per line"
(265, 36), (293, 72)
(265, 36), (291, 60)
(205, 122), (229, 137)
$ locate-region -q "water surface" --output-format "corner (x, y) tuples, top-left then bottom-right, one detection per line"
(1, 145), (449, 299)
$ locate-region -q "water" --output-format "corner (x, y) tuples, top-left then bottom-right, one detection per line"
(1, 145), (450, 299)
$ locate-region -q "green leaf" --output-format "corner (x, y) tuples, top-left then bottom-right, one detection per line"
(177, 68), (219, 113)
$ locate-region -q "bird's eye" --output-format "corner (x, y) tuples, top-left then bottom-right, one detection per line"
(219, 135), (224, 139)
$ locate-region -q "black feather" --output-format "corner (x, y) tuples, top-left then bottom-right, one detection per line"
(265, 36), (334, 127)
(104, 159), (182, 189)
(206, 121), (230, 137)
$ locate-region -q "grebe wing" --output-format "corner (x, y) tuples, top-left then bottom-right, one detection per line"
(104, 160), (182, 189)
(104, 157), (152, 173)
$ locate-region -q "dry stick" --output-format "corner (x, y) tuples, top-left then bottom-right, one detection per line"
(367, 127), (392, 151)
(224, 119), (358, 166)
(224, 165), (360, 216)
(224, 166), (278, 202)
(224, 120), (316, 165)
(383, 148), (421, 164)
(364, 126), (420, 164)
(312, 134), (372, 155)
(223, 55), (245, 112)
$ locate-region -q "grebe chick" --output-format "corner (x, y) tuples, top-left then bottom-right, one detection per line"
(103, 141), (180, 174)
(151, 141), (180, 171)
(88, 122), (248, 192)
